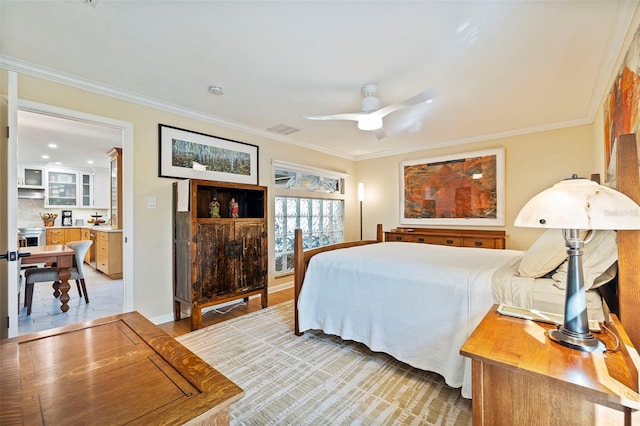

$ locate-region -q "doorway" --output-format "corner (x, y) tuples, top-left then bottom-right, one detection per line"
(14, 101), (134, 335)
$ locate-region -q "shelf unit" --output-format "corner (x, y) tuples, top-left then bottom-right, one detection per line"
(173, 179), (268, 330)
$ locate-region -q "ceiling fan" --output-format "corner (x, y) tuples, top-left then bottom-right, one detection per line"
(301, 84), (433, 140)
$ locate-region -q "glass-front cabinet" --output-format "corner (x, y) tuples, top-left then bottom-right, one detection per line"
(108, 148), (122, 229)
(18, 165), (45, 188)
(43, 167), (109, 208)
(81, 173), (92, 207)
(46, 170), (78, 206)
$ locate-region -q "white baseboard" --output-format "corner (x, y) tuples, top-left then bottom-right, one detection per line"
(149, 280), (294, 326)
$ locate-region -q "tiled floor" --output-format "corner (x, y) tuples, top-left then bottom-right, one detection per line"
(18, 265), (124, 336)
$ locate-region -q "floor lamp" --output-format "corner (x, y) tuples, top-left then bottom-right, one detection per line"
(358, 183), (365, 240)
(514, 175), (640, 352)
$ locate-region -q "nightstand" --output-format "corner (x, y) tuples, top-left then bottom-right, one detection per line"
(460, 305), (640, 425)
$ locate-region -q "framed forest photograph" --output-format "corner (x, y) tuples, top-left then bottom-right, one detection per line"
(159, 124), (259, 184)
(400, 147), (505, 226)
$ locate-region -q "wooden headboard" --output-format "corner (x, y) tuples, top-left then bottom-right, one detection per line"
(615, 133), (640, 348)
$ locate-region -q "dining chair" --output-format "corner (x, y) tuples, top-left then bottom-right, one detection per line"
(23, 240), (93, 315)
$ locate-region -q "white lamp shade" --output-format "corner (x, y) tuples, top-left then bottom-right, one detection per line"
(514, 177), (640, 230)
(357, 182), (365, 202)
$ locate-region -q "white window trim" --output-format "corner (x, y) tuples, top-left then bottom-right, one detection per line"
(272, 159), (347, 198)
(271, 159), (349, 180)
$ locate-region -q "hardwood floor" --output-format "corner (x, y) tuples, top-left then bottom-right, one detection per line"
(157, 288), (294, 338)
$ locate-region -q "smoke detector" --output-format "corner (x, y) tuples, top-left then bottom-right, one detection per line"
(208, 85), (225, 96)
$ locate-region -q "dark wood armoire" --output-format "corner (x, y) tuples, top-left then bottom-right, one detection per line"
(173, 179), (268, 330)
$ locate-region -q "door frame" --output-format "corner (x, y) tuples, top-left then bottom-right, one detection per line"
(18, 100), (135, 316)
(2, 71), (19, 338)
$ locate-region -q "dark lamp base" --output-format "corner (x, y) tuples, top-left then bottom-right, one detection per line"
(548, 328), (605, 352)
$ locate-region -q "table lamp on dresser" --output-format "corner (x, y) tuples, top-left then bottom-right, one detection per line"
(514, 174), (640, 352)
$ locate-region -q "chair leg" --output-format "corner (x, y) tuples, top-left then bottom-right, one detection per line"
(79, 279), (89, 303)
(26, 283), (34, 315)
(76, 280), (83, 299)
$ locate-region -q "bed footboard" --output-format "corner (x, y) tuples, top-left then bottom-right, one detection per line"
(294, 224), (383, 335)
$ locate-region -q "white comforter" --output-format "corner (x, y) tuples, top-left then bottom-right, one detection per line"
(297, 242), (523, 398)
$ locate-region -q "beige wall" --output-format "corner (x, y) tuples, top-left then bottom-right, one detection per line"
(356, 125), (594, 251)
(4, 73), (358, 321)
(2, 5), (638, 321)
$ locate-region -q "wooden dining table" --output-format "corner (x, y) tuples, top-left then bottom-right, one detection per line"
(19, 245), (76, 313)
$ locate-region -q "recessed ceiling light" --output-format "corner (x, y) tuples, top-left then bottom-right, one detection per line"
(48, 143), (57, 149)
(208, 85), (225, 95)
(87, 160), (94, 164)
(55, 162), (61, 165)
(41, 155), (50, 159)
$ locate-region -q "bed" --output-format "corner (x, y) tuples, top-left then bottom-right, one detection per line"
(293, 133), (640, 399)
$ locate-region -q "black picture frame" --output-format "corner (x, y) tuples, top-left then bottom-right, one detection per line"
(158, 124), (259, 184)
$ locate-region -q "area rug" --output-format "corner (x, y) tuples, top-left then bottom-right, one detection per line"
(177, 301), (472, 426)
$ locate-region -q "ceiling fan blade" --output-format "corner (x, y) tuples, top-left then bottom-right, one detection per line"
(382, 102), (431, 138)
(300, 112), (365, 122)
(373, 128), (388, 140)
(374, 89), (434, 118)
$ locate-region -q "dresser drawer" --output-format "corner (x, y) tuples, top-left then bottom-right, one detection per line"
(462, 237), (497, 249)
(385, 229), (505, 250)
(422, 235), (462, 246)
(386, 233), (414, 242)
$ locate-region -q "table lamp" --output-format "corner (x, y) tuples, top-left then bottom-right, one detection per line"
(514, 174), (640, 352)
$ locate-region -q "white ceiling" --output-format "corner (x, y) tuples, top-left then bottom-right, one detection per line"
(17, 110), (120, 169)
(1, 1), (637, 162)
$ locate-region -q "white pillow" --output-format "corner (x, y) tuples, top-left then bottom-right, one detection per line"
(518, 229), (568, 278)
(552, 230), (617, 291)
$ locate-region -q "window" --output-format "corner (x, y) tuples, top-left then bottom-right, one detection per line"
(272, 160), (347, 275)
(274, 197), (344, 274)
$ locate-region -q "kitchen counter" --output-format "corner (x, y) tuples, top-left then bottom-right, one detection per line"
(43, 225), (122, 232)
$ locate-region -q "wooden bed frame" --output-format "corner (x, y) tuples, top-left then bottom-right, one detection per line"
(294, 133), (640, 348)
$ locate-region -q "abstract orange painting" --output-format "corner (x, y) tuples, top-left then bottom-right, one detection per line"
(604, 23), (639, 179)
(400, 148), (504, 226)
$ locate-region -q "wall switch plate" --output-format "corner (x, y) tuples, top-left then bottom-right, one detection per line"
(147, 196), (156, 209)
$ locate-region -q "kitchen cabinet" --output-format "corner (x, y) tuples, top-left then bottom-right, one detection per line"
(107, 148), (122, 229)
(46, 170), (78, 207)
(81, 228), (91, 263)
(93, 167), (110, 209)
(18, 165), (45, 188)
(45, 167), (108, 209)
(173, 179), (268, 330)
(46, 228), (81, 245)
(95, 230), (122, 279)
(45, 227), (91, 263)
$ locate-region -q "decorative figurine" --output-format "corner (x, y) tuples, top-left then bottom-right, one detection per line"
(209, 197), (220, 218)
(229, 198), (239, 218)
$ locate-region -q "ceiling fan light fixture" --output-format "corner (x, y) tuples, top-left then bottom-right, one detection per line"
(358, 116), (383, 131)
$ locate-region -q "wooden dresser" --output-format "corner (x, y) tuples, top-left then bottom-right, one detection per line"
(0, 311), (243, 425)
(461, 305), (640, 425)
(385, 227), (506, 249)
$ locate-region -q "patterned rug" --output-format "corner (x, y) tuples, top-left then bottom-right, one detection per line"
(177, 301), (472, 426)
